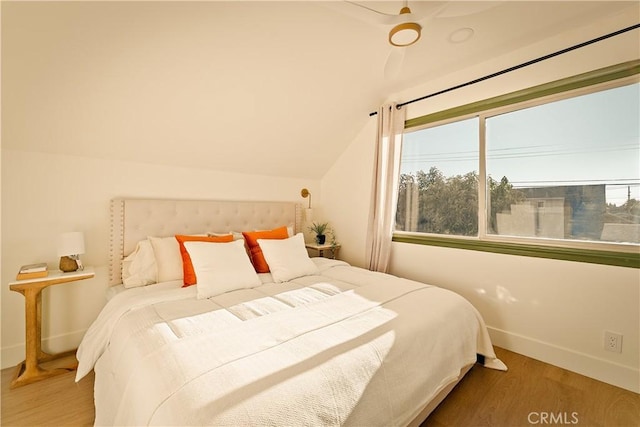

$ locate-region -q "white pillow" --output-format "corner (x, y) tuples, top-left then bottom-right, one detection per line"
(122, 239), (157, 288)
(184, 239), (261, 299)
(257, 233), (319, 283)
(149, 236), (183, 283)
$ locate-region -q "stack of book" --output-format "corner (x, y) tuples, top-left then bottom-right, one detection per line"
(16, 263), (49, 280)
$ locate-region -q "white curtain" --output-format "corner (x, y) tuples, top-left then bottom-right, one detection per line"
(365, 103), (406, 273)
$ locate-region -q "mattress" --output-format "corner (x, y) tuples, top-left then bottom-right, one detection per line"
(77, 258), (505, 426)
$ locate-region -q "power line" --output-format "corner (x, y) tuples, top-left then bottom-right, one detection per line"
(509, 179), (640, 184)
(400, 143), (639, 163)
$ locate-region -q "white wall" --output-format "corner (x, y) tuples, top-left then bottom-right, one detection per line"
(0, 149), (319, 368)
(321, 13), (640, 392)
(321, 121), (376, 267)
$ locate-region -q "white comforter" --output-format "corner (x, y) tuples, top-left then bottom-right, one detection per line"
(77, 259), (505, 426)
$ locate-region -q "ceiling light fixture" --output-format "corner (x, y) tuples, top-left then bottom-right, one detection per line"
(449, 27), (475, 44)
(388, 6), (422, 47)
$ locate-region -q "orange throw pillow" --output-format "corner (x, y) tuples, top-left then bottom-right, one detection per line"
(242, 226), (289, 273)
(175, 234), (234, 287)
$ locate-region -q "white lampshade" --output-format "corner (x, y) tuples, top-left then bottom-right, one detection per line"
(57, 232), (85, 257)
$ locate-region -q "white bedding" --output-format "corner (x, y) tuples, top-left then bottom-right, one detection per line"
(77, 258), (505, 426)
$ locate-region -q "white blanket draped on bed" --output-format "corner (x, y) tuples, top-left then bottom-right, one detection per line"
(77, 259), (505, 426)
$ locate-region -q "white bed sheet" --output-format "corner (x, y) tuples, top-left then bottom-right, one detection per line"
(78, 258), (505, 426)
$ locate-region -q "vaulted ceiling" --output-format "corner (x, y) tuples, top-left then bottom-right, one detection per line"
(2, 1), (637, 179)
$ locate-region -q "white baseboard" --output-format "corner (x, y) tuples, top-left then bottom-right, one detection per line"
(1, 329), (87, 370)
(488, 326), (639, 394)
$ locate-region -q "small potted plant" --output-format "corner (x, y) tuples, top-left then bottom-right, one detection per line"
(308, 221), (329, 245)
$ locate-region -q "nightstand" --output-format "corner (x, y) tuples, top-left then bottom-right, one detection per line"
(305, 242), (341, 259)
(8, 267), (95, 388)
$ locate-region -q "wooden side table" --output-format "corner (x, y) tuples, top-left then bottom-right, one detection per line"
(305, 242), (341, 259)
(8, 267), (95, 388)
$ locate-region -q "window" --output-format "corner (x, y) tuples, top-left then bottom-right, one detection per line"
(398, 117), (479, 236)
(394, 62), (640, 268)
(486, 85), (639, 243)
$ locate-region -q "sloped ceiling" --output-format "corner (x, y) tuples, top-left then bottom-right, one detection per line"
(2, 1), (637, 179)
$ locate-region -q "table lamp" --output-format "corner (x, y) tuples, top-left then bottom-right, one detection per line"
(57, 232), (85, 272)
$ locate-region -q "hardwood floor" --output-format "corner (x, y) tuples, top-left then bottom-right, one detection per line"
(424, 347), (640, 427)
(1, 355), (94, 427)
(1, 347), (638, 426)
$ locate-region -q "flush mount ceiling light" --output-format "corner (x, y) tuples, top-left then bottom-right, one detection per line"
(388, 6), (422, 47)
(448, 27), (475, 44)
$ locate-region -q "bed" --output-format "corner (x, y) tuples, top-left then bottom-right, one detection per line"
(76, 198), (506, 426)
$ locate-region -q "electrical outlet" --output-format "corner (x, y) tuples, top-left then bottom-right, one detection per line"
(604, 331), (622, 353)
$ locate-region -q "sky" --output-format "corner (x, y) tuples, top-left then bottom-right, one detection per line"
(400, 81), (640, 207)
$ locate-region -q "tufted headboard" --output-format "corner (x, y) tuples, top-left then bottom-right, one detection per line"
(109, 198), (302, 286)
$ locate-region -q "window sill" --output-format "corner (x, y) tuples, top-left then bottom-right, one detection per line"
(392, 233), (640, 269)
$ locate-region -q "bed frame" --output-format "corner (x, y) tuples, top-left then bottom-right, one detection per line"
(109, 198), (301, 286)
(106, 197), (471, 425)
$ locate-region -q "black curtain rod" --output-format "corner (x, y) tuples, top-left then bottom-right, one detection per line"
(369, 23), (640, 117)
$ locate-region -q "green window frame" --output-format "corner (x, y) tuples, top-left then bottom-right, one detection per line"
(393, 60), (640, 269)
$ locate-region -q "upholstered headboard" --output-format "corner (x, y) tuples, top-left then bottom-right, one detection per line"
(109, 198), (302, 286)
